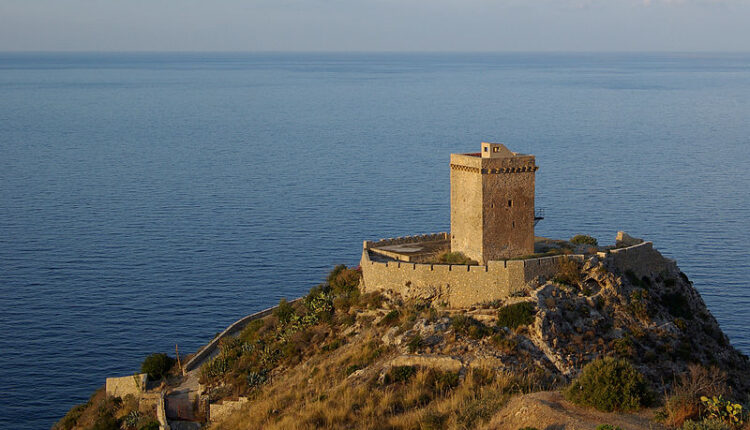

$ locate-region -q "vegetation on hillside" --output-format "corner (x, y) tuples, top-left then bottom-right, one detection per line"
(53, 389), (159, 430)
(570, 234), (598, 246)
(200, 265), (560, 429)
(140, 353), (175, 381)
(56, 244), (750, 430)
(564, 357), (653, 412)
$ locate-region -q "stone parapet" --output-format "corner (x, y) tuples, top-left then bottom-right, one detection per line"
(106, 373), (147, 399)
(209, 397), (249, 423)
(599, 241), (677, 280)
(183, 298), (303, 373)
(361, 238), (583, 308)
(363, 232), (676, 308)
(366, 233), (450, 249)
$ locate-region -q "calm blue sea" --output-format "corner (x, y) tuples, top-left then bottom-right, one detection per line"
(1, 52), (749, 428)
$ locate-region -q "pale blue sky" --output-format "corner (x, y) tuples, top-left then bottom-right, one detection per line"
(1, 0), (748, 52)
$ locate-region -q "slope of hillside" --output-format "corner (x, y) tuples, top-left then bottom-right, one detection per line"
(55, 240), (750, 430)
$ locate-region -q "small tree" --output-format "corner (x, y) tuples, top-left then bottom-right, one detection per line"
(140, 353), (175, 381)
(553, 257), (581, 288)
(327, 265), (361, 295)
(564, 357), (651, 412)
(436, 251), (478, 265)
(274, 298), (295, 324)
(496, 302), (536, 329)
(570, 235), (598, 246)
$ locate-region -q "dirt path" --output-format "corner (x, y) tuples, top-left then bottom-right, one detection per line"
(484, 391), (667, 430)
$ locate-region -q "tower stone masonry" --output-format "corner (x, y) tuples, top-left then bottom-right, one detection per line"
(450, 142), (537, 263)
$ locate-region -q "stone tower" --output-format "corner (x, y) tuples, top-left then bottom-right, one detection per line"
(450, 142), (537, 263)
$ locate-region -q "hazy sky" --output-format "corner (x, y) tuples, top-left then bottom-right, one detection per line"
(1, 0), (749, 52)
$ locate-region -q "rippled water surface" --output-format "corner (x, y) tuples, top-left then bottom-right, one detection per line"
(1, 52), (749, 428)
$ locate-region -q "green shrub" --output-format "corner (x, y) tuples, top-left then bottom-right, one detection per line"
(611, 337), (634, 358)
(274, 298), (296, 324)
(420, 412), (448, 430)
(624, 270), (653, 291)
(596, 426), (623, 430)
(553, 257), (582, 287)
(662, 291), (693, 320)
(628, 290), (650, 320)
(321, 338), (343, 352)
(435, 251), (478, 265)
(304, 285), (333, 323)
(700, 395), (746, 426)
(201, 354), (233, 379)
(379, 309), (400, 326)
(123, 410), (142, 429)
(451, 314), (492, 339)
(496, 302), (535, 329)
(359, 291), (385, 309)
(386, 365), (417, 384)
(564, 357), (651, 412)
(91, 406), (119, 430)
(239, 319), (264, 343)
(681, 419), (732, 430)
(137, 421), (159, 430)
(55, 403), (88, 430)
(327, 264), (361, 295)
(491, 333), (518, 353)
(427, 370), (460, 393)
(570, 235), (598, 246)
(407, 334), (424, 353)
(246, 370), (268, 389)
(140, 353), (175, 381)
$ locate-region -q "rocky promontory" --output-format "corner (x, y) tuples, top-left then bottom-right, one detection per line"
(56, 234), (750, 430)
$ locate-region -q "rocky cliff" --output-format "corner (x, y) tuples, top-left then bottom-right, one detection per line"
(55, 240), (750, 430)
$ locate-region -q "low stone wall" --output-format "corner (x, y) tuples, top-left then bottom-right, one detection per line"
(210, 397), (249, 423)
(183, 298), (303, 373)
(361, 239), (584, 308)
(366, 233), (450, 249)
(600, 241), (677, 279)
(156, 392), (170, 430)
(105, 373), (147, 399)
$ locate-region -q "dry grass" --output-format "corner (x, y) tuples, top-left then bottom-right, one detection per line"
(212, 338), (547, 430)
(662, 364), (728, 428)
(553, 257), (582, 288)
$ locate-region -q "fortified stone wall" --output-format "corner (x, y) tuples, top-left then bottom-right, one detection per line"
(362, 235), (673, 308)
(361, 237), (584, 308)
(600, 241), (677, 280)
(210, 397), (250, 423)
(105, 373), (147, 399)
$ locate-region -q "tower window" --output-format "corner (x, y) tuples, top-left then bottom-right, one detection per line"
(483, 147), (489, 152)
(512, 221), (515, 228)
(493, 147), (499, 153)
(508, 200), (513, 207)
